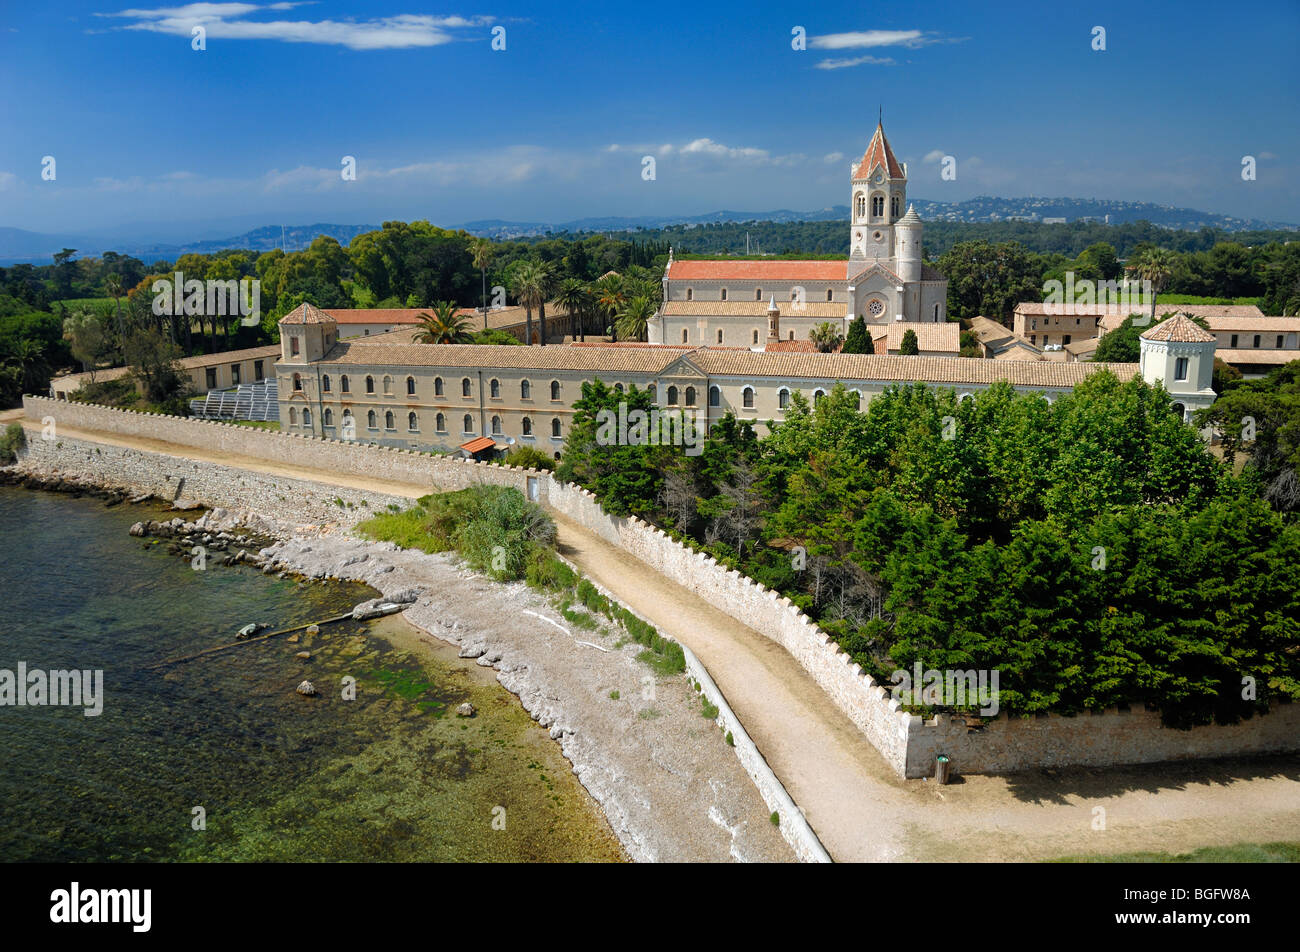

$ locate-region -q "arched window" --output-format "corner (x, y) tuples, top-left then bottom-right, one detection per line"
(491, 415), (502, 435)
(685, 386), (696, 407)
(324, 408), (333, 426)
(461, 377), (471, 397)
(742, 387), (755, 409)
(382, 375), (392, 395)
(752, 329), (759, 345)
(367, 410), (377, 428)
(851, 390), (862, 410)
(289, 407), (298, 425)
(463, 414), (473, 433)
(871, 194), (884, 217)
(755, 288), (763, 301)
(891, 195), (900, 218)
(686, 288), (693, 301)
(716, 329), (723, 344)
(490, 378), (500, 398)
(340, 374), (350, 393)
(322, 374), (331, 393)
(614, 382), (623, 393)
(667, 385), (678, 405)
(788, 330), (795, 340)
(682, 329), (689, 344)
(647, 384), (657, 400)
(551, 418), (562, 438)
(813, 389), (825, 404)
(933, 303), (940, 321)
(406, 376), (416, 395)
(302, 408), (311, 427)
(408, 411), (418, 430)
(436, 412), (446, 432)
(522, 416), (533, 436)
(434, 376), (444, 397)
(521, 379), (531, 399)
(720, 288), (728, 301)
(709, 385), (720, 407)
(384, 410), (395, 430)
(827, 288), (834, 302)
(855, 193), (866, 219)
(365, 375), (375, 394)
(778, 388), (790, 410)
(550, 380), (560, 400)
(292, 373), (302, 391)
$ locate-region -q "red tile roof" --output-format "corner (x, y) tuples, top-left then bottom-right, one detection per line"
(460, 436), (497, 454)
(667, 260), (845, 281)
(853, 123), (905, 180)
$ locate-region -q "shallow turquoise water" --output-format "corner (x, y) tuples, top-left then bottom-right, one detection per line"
(0, 486), (622, 862)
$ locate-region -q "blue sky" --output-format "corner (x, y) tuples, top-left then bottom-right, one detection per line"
(0, 0), (1296, 238)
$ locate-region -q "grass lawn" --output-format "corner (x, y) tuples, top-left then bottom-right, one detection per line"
(227, 420), (280, 430)
(1052, 842), (1300, 863)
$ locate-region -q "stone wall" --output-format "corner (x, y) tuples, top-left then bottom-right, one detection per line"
(24, 396), (549, 501)
(546, 479), (1300, 778)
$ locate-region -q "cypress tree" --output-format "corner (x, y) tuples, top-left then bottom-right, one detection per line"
(899, 328), (919, 356)
(843, 315), (872, 354)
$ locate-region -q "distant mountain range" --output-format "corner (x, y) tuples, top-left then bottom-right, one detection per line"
(1, 198), (1294, 264)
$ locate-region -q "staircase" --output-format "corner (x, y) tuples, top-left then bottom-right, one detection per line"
(189, 376), (279, 422)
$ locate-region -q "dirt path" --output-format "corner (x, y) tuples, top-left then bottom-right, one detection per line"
(16, 409), (1300, 860)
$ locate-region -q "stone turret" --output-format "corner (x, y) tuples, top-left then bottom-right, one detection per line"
(895, 204), (922, 284)
(766, 296), (780, 344)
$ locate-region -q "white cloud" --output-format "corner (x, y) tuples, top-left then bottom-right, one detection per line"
(0, 171), (16, 190)
(97, 4), (494, 50)
(1259, 151), (1278, 160)
(823, 151), (845, 163)
(810, 30), (925, 50)
(814, 55), (895, 70)
(923, 149), (946, 163)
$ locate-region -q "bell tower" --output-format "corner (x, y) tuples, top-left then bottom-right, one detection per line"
(850, 117), (907, 262)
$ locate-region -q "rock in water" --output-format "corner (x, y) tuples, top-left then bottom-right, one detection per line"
(295, 680), (317, 697)
(456, 702), (475, 717)
(295, 651), (312, 660)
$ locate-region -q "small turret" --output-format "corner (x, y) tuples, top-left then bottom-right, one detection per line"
(766, 296), (780, 345)
(895, 204), (922, 284)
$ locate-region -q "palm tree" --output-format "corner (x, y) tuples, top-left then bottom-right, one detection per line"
(104, 273), (125, 346)
(554, 278), (590, 343)
(511, 261), (545, 345)
(593, 273), (626, 339)
(1129, 246), (1178, 323)
(809, 321), (844, 353)
(470, 237), (494, 331)
(413, 301), (474, 344)
(534, 262), (554, 345)
(616, 295), (656, 343)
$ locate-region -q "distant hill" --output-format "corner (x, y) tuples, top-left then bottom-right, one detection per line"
(1, 198), (1293, 264)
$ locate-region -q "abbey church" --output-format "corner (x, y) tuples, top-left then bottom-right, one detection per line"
(650, 122), (949, 348)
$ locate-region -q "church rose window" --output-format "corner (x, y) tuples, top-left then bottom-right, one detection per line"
(868, 300), (885, 317)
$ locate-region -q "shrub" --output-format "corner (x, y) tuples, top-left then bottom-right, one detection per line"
(503, 445), (556, 471)
(725, 731), (735, 746)
(0, 422), (26, 464)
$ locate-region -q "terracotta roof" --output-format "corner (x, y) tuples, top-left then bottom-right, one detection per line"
(315, 341), (690, 374)
(1205, 315), (1300, 333)
(847, 260), (905, 285)
(52, 344), (281, 388)
(1063, 337), (1101, 356)
(661, 300), (844, 318)
(884, 322), (960, 353)
(853, 122), (905, 180)
(323, 308), (428, 324)
(667, 260), (846, 282)
(692, 350), (1138, 388)
(966, 316), (1015, 344)
(766, 340), (821, 353)
(460, 436), (497, 454)
(1141, 314), (1216, 343)
(280, 302), (334, 325)
(1214, 349), (1300, 364)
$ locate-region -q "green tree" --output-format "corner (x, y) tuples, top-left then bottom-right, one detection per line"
(898, 329), (919, 355)
(615, 295), (655, 342)
(809, 321), (844, 353)
(843, 315), (872, 354)
(413, 302), (474, 344)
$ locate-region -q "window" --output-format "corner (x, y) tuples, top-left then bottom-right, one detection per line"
(789, 330), (794, 340)
(1063, 335), (1071, 345)
(292, 373), (302, 392)
(206, 368), (217, 389)
(1029, 335), (1036, 345)
(289, 407), (298, 425)
(231, 364), (241, 385)
(682, 329), (689, 344)
(851, 391), (862, 410)
(406, 376), (416, 396)
(408, 411), (418, 431)
(341, 374), (350, 393)
(521, 379), (531, 399)
(647, 385), (656, 400)
(720, 288), (728, 301)
(752, 329), (759, 345)
(462, 377), (471, 397)
(709, 386), (720, 407)
(491, 415), (502, 436)
(522, 417), (533, 436)
(436, 413), (446, 432)
(551, 418), (562, 438)
(891, 196), (900, 218)
(827, 289), (834, 302)
(434, 377), (444, 397)
(814, 389), (825, 404)
(1254, 335), (1262, 348)
(685, 386), (696, 407)
(302, 408), (311, 427)
(383, 375), (392, 395)
(742, 387), (755, 409)
(855, 193), (866, 219)
(868, 299), (885, 318)
(365, 375), (375, 394)
(254, 360), (264, 381)
(933, 303), (940, 321)
(463, 414), (473, 433)
(550, 380), (560, 400)
(686, 288), (693, 301)
(755, 288), (763, 301)
(367, 410), (377, 428)
(667, 386), (678, 405)
(716, 329), (724, 344)
(1278, 335), (1285, 349)
(1174, 357), (1189, 381)
(322, 374), (331, 393)
(614, 383), (624, 393)
(290, 336), (299, 356)
(324, 408), (333, 426)
(384, 410), (395, 430)
(778, 388), (790, 410)
(871, 194), (884, 217)
(490, 378), (500, 399)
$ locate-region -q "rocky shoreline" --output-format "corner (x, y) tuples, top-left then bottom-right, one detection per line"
(2, 462), (793, 863)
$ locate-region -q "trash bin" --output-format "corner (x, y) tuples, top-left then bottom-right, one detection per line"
(935, 754), (951, 785)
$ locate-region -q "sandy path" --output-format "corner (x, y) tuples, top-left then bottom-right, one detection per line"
(16, 408), (1300, 861)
